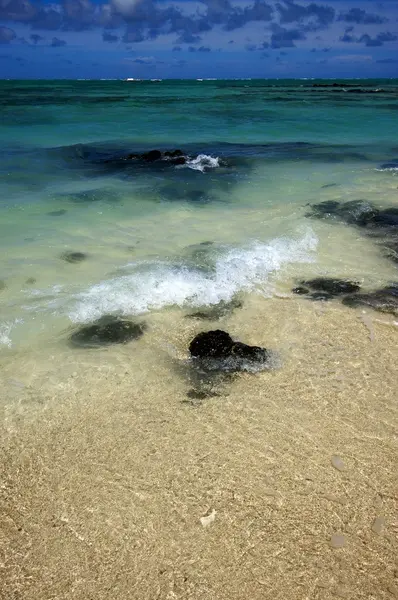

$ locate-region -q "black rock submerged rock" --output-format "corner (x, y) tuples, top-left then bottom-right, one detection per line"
(306, 199), (398, 271)
(47, 209), (67, 216)
(306, 199), (398, 231)
(189, 330), (271, 370)
(124, 149), (187, 166)
(70, 315), (146, 348)
(342, 284), (398, 316)
(60, 251), (88, 263)
(293, 278), (361, 301)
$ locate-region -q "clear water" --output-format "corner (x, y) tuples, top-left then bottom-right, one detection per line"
(1, 79), (397, 351)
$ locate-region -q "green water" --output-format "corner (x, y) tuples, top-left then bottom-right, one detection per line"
(0, 79), (397, 350)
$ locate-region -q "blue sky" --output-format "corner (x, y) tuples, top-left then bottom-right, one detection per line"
(0, 0), (398, 78)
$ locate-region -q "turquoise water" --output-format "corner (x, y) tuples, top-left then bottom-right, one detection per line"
(0, 79), (398, 351)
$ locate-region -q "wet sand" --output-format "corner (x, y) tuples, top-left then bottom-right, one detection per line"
(1, 297), (398, 600)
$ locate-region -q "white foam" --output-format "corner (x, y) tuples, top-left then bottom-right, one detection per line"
(69, 230), (318, 323)
(0, 319), (23, 348)
(184, 154), (220, 172)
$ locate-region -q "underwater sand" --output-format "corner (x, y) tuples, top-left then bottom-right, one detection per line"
(1, 297), (397, 600)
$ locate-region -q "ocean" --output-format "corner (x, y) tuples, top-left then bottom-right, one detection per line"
(1, 78), (397, 353)
(1, 79), (398, 600)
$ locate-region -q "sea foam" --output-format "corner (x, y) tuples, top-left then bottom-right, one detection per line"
(184, 154), (220, 172)
(69, 230), (318, 323)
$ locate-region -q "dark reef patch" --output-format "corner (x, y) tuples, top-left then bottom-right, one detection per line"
(342, 284), (398, 316)
(293, 274), (398, 316)
(306, 199), (398, 270)
(294, 278), (361, 298)
(306, 199), (398, 231)
(47, 209), (67, 216)
(60, 251), (88, 264)
(158, 184), (213, 205)
(57, 188), (121, 204)
(70, 315), (146, 348)
(379, 160), (398, 170)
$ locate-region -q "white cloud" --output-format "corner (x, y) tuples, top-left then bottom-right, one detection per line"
(331, 53), (373, 62)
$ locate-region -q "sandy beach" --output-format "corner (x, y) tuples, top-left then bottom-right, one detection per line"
(1, 296), (397, 599)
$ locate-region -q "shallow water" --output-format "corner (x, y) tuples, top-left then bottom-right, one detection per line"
(1, 79), (398, 354)
(1, 80), (398, 600)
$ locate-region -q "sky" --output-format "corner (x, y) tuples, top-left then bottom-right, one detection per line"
(0, 0), (398, 78)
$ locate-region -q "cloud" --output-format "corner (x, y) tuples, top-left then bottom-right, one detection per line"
(276, 1), (335, 31)
(271, 25), (305, 48)
(175, 32), (202, 44)
(102, 30), (119, 42)
(0, 26), (16, 43)
(359, 31), (397, 46)
(331, 54), (373, 63)
(338, 8), (387, 25)
(50, 36), (67, 46)
(31, 9), (63, 31)
(122, 28), (145, 43)
(224, 1), (273, 31)
(198, 45), (211, 52)
(130, 55), (156, 64)
(340, 28), (397, 47)
(339, 27), (355, 42)
(172, 45), (182, 51)
(376, 58), (398, 64)
(0, 0), (37, 23)
(30, 33), (44, 44)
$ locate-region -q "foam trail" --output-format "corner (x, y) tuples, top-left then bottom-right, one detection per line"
(69, 230), (318, 323)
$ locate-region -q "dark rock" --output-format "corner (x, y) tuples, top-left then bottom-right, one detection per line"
(321, 183), (337, 189)
(230, 342), (269, 363)
(172, 156), (187, 166)
(164, 149), (184, 158)
(302, 278), (361, 295)
(142, 149), (162, 162)
(70, 315), (146, 348)
(25, 277), (36, 285)
(60, 251), (87, 264)
(0, 279), (6, 291)
(47, 209), (67, 216)
(309, 291), (335, 301)
(307, 200), (398, 232)
(189, 330), (272, 372)
(370, 207), (398, 229)
(292, 278), (360, 300)
(292, 286), (310, 295)
(188, 298), (243, 321)
(189, 330), (234, 358)
(124, 149), (186, 166)
(342, 284), (398, 316)
(379, 161), (398, 170)
(306, 199), (378, 227)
